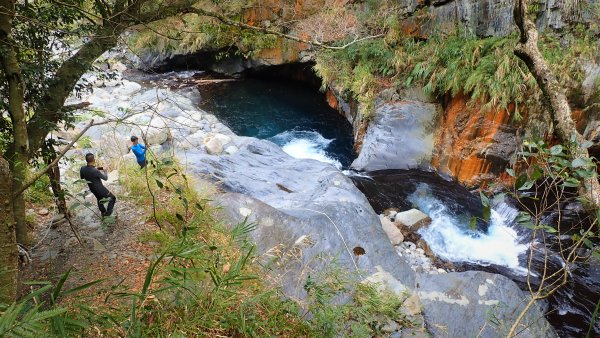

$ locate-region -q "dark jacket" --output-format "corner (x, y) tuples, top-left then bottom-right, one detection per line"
(80, 165), (110, 197)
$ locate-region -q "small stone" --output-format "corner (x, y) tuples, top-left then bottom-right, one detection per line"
(224, 145), (239, 155)
(92, 238), (106, 252)
(405, 242), (416, 251)
(361, 266), (409, 297)
(38, 208), (49, 216)
(380, 216), (404, 245)
(382, 319), (401, 333)
(89, 229), (105, 238)
(239, 207), (252, 217)
(437, 268), (447, 274)
(394, 209), (432, 230)
(416, 248), (425, 255)
(401, 294), (422, 316)
(63, 237), (80, 249)
(40, 249), (59, 261)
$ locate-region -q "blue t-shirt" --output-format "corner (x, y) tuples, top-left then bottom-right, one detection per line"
(131, 143), (146, 162)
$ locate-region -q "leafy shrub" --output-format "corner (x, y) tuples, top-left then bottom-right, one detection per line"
(24, 174), (53, 205)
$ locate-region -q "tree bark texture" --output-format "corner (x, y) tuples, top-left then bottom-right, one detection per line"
(1, 0), (30, 244)
(513, 0), (600, 207)
(46, 159), (68, 218)
(0, 156), (18, 304)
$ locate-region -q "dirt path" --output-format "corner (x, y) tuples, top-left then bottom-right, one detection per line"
(20, 179), (158, 305)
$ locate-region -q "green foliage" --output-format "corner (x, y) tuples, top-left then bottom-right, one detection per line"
(24, 173), (53, 205)
(4, 154), (415, 336)
(0, 270), (104, 337)
(508, 136), (599, 240)
(129, 0), (278, 61)
(315, 38), (394, 118)
(77, 136), (93, 149)
(303, 267), (409, 337)
(314, 27), (597, 119)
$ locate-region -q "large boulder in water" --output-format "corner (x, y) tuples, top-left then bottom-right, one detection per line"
(351, 101), (438, 171)
(393, 209), (432, 232)
(416, 271), (557, 337)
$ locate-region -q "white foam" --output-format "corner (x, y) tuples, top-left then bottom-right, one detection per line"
(409, 185), (529, 273)
(270, 130), (342, 169)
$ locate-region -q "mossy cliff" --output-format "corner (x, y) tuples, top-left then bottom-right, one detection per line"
(132, 0), (600, 186)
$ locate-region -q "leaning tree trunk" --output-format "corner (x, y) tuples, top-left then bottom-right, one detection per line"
(0, 156), (18, 304)
(513, 0), (600, 207)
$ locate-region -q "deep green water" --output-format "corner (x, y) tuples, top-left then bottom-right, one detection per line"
(197, 78), (355, 168)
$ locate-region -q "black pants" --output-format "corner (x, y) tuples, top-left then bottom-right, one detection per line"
(95, 192), (116, 216)
(138, 159), (147, 169)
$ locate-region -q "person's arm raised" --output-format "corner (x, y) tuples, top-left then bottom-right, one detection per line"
(96, 167), (108, 181)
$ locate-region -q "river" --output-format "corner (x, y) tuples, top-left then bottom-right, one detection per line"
(139, 69), (598, 337)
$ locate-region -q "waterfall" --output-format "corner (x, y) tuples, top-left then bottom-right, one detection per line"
(408, 184), (529, 272)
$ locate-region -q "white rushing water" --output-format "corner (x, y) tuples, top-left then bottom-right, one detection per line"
(270, 130), (342, 169)
(408, 184), (529, 272)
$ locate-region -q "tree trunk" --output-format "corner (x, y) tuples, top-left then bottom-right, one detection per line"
(0, 156), (18, 304)
(513, 0), (600, 207)
(43, 143), (69, 218)
(0, 0), (30, 244)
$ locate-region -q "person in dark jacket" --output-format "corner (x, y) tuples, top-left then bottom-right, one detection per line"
(80, 153), (116, 217)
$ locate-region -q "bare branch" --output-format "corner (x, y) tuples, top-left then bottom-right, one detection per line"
(186, 7), (385, 50)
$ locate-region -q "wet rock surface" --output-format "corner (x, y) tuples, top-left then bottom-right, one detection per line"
(66, 65), (558, 336)
(351, 101), (438, 171)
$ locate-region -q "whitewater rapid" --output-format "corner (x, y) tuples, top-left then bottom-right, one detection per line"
(408, 183), (529, 272)
(269, 129), (342, 169)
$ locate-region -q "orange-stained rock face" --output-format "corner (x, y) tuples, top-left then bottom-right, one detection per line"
(431, 94), (518, 187)
(325, 88), (339, 110)
(252, 37), (307, 65)
(241, 0), (356, 66)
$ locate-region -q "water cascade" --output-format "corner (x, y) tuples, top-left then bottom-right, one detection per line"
(155, 69), (598, 337)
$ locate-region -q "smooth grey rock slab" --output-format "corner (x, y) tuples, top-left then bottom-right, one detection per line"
(416, 271), (557, 338)
(351, 101), (438, 171)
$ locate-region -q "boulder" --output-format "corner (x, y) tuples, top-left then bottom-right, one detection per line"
(416, 271), (557, 337)
(380, 215), (404, 245)
(393, 209), (432, 232)
(186, 139), (416, 299)
(204, 136), (224, 155)
(351, 101), (438, 171)
(212, 133), (232, 146)
(214, 192), (415, 301)
(224, 145), (239, 155)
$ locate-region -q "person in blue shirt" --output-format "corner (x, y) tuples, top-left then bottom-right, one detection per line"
(129, 135), (147, 168)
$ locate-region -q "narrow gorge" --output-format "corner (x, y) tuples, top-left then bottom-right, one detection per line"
(2, 0), (600, 337)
